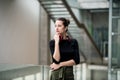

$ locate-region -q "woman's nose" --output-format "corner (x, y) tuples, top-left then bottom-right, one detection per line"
(55, 27), (58, 30)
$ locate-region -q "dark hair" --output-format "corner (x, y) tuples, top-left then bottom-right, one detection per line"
(57, 17), (70, 27)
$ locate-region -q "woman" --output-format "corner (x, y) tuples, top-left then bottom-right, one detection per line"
(49, 17), (80, 80)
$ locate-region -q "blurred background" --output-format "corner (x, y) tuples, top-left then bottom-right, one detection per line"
(0, 0), (120, 80)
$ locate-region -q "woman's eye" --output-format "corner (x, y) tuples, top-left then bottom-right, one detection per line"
(55, 24), (62, 27)
(58, 25), (62, 27)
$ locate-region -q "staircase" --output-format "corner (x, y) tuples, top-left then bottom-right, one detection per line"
(38, 0), (103, 64)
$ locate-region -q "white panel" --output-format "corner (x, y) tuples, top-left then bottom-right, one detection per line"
(78, 0), (108, 2)
(77, 0), (109, 9)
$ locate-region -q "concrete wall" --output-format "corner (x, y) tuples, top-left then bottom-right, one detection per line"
(0, 0), (40, 64)
(39, 4), (50, 65)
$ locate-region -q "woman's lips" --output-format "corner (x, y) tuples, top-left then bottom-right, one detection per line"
(56, 31), (59, 33)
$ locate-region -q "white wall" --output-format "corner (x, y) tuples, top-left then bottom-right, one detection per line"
(0, 0), (39, 64)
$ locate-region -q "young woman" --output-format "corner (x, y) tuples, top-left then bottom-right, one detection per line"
(49, 17), (80, 80)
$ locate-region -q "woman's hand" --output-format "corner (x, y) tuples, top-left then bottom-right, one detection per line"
(54, 33), (60, 43)
(50, 63), (61, 71)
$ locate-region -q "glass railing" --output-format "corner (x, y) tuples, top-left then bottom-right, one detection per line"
(0, 64), (107, 80)
(111, 0), (120, 69)
(108, 0), (120, 80)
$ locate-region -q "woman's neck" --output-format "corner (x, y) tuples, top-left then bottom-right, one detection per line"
(62, 33), (68, 40)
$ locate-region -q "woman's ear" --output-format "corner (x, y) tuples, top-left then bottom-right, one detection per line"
(65, 27), (68, 32)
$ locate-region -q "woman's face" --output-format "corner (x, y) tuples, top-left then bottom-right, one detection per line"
(55, 20), (67, 35)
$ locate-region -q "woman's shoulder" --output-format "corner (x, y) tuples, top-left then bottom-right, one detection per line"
(70, 38), (78, 45)
(70, 38), (78, 42)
